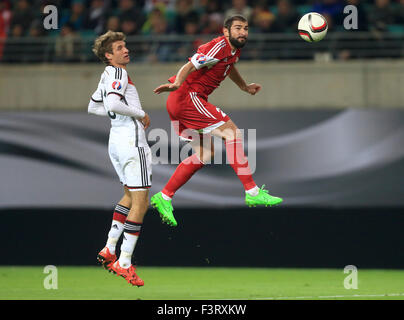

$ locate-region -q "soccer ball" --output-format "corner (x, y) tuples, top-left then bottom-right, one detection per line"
(298, 12), (328, 42)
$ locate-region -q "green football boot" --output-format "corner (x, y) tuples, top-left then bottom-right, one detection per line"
(150, 192), (177, 227)
(245, 185), (283, 207)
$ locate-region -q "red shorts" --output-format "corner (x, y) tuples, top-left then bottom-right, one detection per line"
(166, 89), (230, 140)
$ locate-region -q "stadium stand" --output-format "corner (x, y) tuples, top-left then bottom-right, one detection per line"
(1, 0), (404, 62)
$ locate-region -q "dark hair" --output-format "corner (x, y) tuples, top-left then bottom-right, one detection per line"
(224, 15), (248, 30)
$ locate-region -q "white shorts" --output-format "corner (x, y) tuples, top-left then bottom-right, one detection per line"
(108, 140), (152, 191)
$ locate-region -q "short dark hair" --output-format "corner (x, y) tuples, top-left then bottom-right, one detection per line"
(224, 15), (248, 30)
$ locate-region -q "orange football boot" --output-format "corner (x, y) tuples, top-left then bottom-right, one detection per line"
(110, 261), (144, 287)
(97, 247), (117, 270)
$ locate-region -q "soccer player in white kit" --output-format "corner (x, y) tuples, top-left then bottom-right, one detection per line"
(88, 31), (151, 287)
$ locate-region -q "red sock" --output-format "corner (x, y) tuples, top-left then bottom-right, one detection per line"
(112, 204), (129, 224)
(162, 153), (205, 198)
(225, 138), (256, 191)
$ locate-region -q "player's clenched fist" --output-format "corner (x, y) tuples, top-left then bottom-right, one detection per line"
(141, 113), (150, 129)
(245, 83), (262, 95)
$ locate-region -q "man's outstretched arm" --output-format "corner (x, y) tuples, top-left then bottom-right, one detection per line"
(229, 66), (262, 95)
(154, 61), (196, 94)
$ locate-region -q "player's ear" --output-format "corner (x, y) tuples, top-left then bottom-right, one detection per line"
(223, 27), (229, 37)
(105, 52), (113, 62)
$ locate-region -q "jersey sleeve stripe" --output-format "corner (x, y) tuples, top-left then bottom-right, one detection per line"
(209, 43), (226, 58)
(113, 66), (122, 80)
(206, 43), (226, 57)
(206, 40), (226, 57)
(206, 40), (225, 56)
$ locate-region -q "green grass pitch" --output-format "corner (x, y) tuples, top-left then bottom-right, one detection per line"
(0, 266), (403, 300)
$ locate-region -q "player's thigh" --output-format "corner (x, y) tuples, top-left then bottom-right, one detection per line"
(120, 186), (132, 206)
(190, 134), (214, 163)
(123, 185), (131, 197)
(210, 119), (242, 141)
(129, 189), (149, 207)
(179, 93), (230, 133)
(129, 188), (148, 202)
(127, 189), (149, 222)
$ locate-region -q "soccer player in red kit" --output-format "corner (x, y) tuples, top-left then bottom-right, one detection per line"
(151, 15), (283, 226)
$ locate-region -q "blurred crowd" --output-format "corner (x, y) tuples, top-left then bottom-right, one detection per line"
(1, 0), (404, 62)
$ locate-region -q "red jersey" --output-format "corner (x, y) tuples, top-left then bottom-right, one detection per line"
(169, 36), (241, 98)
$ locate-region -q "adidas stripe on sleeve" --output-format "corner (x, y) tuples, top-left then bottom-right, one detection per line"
(105, 66), (128, 97)
(189, 39), (226, 70)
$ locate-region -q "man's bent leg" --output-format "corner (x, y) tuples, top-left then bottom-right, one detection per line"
(119, 189), (148, 268)
(211, 120), (258, 193)
(111, 189), (148, 286)
(106, 187), (132, 253)
(161, 135), (212, 198)
(151, 135), (214, 227)
(211, 120), (283, 206)
(97, 186), (132, 268)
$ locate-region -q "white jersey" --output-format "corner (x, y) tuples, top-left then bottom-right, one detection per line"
(91, 65), (148, 148)
(89, 66), (152, 190)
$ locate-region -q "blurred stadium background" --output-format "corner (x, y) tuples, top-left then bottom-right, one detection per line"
(0, 0), (404, 295)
